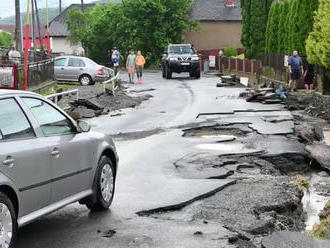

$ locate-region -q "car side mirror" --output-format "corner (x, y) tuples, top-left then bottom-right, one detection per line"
(77, 120), (91, 133)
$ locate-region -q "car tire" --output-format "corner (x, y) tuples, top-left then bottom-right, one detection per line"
(165, 65), (172, 79)
(79, 74), (92, 86)
(86, 156), (115, 211)
(162, 66), (166, 78)
(195, 70), (201, 79)
(0, 192), (17, 248)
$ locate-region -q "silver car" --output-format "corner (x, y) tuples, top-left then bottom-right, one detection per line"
(0, 90), (118, 247)
(54, 56), (110, 85)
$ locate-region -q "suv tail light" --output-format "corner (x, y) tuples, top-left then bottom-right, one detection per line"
(97, 69), (104, 76)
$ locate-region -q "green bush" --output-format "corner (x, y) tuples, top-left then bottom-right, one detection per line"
(0, 32), (13, 47)
(224, 46), (238, 57)
(306, 0), (330, 69)
(265, 2), (281, 54)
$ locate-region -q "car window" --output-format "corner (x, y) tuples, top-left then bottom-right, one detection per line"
(0, 98), (35, 141)
(55, 58), (67, 67)
(22, 98), (75, 136)
(68, 58), (85, 67)
(169, 46), (193, 54)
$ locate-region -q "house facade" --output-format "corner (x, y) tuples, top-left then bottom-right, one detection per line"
(184, 0), (242, 51)
(49, 4), (96, 55)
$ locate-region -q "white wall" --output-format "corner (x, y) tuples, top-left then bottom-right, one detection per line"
(50, 37), (85, 55)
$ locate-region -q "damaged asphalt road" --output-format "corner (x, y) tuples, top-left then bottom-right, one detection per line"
(17, 72), (330, 247)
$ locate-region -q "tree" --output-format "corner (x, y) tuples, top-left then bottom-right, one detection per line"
(265, 2), (281, 54)
(241, 0), (273, 59)
(306, 0), (330, 69)
(0, 32), (14, 47)
(241, 0), (252, 57)
(277, 0), (290, 54)
(66, 0), (196, 65)
(288, 0), (319, 56)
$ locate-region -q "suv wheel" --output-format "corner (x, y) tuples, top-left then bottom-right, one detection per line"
(195, 70), (201, 79)
(79, 75), (92, 86)
(86, 156), (115, 211)
(165, 65), (172, 79)
(162, 66), (166, 78)
(0, 192), (17, 248)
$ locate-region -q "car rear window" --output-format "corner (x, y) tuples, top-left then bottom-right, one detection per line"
(68, 58), (85, 67)
(0, 98), (35, 141)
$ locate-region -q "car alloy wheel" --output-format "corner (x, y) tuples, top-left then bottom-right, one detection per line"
(0, 203), (13, 248)
(80, 75), (91, 86)
(100, 164), (114, 203)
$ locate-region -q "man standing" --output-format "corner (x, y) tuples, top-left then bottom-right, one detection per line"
(126, 50), (136, 84)
(8, 47), (21, 65)
(111, 48), (120, 76)
(288, 50), (303, 91)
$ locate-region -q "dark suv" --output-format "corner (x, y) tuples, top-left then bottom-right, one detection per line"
(162, 44), (201, 79)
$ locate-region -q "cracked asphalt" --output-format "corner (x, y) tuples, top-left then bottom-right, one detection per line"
(17, 72), (296, 248)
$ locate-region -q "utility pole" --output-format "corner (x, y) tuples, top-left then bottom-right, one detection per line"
(31, 0), (36, 53)
(81, 0), (84, 12)
(59, 0), (62, 14)
(34, 0), (43, 51)
(15, 0), (22, 51)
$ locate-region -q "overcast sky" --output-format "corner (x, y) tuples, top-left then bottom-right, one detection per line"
(0, 0), (96, 19)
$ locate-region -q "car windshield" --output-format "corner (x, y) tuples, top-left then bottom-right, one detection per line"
(169, 46), (194, 54)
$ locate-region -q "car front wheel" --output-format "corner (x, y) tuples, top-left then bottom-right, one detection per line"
(0, 192), (17, 248)
(165, 65), (172, 79)
(86, 156), (115, 211)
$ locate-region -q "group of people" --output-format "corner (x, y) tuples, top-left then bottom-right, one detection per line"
(111, 49), (146, 84)
(288, 50), (315, 93)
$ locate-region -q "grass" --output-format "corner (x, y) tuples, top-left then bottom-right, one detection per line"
(309, 216), (330, 239)
(39, 83), (77, 96)
(295, 175), (310, 191)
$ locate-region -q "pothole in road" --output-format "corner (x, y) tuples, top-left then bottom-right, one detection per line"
(182, 124), (251, 138)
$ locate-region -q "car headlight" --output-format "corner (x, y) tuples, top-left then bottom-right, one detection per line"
(191, 57), (199, 61)
(169, 57), (177, 61)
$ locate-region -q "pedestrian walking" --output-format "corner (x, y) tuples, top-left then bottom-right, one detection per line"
(135, 50), (146, 83)
(112, 48), (120, 76)
(288, 51), (303, 92)
(126, 50), (136, 83)
(303, 62), (315, 94)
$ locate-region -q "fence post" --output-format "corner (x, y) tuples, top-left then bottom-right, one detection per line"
(229, 57), (231, 72)
(251, 60), (254, 75)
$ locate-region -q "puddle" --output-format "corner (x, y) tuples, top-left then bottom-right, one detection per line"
(323, 129), (330, 145)
(195, 143), (257, 153)
(302, 173), (330, 231)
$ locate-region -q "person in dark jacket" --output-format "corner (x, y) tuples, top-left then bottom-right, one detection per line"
(303, 63), (315, 93)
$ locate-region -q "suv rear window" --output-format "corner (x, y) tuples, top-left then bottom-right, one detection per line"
(169, 46), (194, 54)
(0, 98), (35, 141)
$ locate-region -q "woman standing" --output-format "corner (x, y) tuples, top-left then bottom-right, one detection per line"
(135, 51), (146, 83)
(126, 50), (136, 84)
(304, 63), (315, 93)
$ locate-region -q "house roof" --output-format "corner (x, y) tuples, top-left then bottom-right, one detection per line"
(49, 0), (242, 38)
(0, 25), (15, 37)
(0, 25), (47, 38)
(190, 0), (242, 22)
(49, 3), (96, 37)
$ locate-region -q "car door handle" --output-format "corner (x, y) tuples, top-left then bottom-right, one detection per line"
(50, 149), (60, 157)
(2, 157), (15, 167)
(61, 67), (65, 70)
(80, 68), (83, 70)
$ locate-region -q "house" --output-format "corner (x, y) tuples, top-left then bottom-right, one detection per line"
(0, 24), (49, 50)
(184, 0), (242, 51)
(49, 3), (96, 55)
